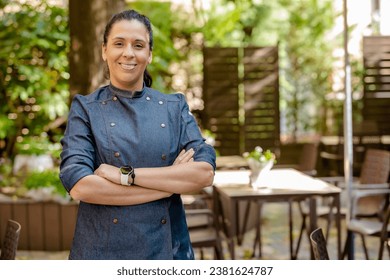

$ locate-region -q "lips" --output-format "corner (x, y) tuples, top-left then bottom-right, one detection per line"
(119, 63), (136, 70)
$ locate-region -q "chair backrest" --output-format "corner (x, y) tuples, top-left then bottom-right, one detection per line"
(359, 149), (390, 184)
(298, 142), (319, 175)
(310, 228), (330, 260)
(356, 149), (390, 217)
(0, 219), (21, 260)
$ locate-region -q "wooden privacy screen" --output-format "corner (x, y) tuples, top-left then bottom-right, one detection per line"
(203, 46), (280, 156)
(363, 36), (390, 135)
(243, 47), (280, 153)
(203, 48), (240, 156)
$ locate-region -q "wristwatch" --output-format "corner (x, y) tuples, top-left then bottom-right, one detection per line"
(119, 165), (135, 186)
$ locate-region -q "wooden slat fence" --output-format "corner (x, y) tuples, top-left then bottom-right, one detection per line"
(243, 46), (280, 152)
(363, 36), (390, 135)
(203, 46), (279, 155)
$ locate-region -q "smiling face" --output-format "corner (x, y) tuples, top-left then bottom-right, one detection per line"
(102, 19), (152, 91)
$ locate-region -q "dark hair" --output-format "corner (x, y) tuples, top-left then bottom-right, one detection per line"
(103, 9), (153, 87)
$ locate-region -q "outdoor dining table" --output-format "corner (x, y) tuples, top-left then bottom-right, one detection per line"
(211, 168), (342, 260)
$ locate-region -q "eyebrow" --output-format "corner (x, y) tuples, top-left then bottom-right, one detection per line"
(112, 36), (148, 43)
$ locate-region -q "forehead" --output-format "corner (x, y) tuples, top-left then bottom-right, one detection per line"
(108, 19), (149, 41)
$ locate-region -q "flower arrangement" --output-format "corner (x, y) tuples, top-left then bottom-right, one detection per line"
(243, 146), (276, 164)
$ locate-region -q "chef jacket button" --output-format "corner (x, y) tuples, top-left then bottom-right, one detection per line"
(146, 96), (151, 101)
(159, 101), (164, 105)
(161, 123), (166, 128)
(110, 122), (116, 127)
(112, 96), (118, 101)
(113, 218), (118, 224)
(161, 219), (167, 224)
(114, 152), (120, 157)
(161, 154), (167, 160)
(102, 101), (107, 105)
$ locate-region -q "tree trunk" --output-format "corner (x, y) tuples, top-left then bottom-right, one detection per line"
(68, 0), (125, 100)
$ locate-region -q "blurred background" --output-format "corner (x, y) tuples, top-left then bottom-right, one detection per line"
(1, 0), (390, 259)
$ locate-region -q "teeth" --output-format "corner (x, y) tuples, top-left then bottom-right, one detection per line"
(120, 63), (136, 70)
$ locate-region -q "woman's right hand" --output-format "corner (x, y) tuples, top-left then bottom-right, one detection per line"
(173, 148), (194, 165)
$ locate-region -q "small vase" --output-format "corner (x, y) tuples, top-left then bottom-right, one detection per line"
(247, 158), (274, 190)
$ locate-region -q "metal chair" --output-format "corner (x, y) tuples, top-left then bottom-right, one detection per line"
(186, 208), (224, 260)
(310, 228), (330, 260)
(0, 219), (21, 260)
(294, 148), (390, 259)
(183, 192), (224, 260)
(343, 188), (390, 259)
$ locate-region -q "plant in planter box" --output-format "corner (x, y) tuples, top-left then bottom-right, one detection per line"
(22, 169), (70, 203)
(13, 134), (61, 174)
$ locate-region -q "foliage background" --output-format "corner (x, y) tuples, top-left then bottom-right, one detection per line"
(0, 0), (363, 161)
(0, 0), (69, 160)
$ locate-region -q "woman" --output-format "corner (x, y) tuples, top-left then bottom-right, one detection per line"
(59, 9), (216, 260)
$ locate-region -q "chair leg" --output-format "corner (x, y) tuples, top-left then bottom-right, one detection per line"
(200, 248), (205, 260)
(378, 239), (385, 260)
(361, 235), (370, 259)
(251, 202), (263, 258)
(292, 208), (307, 259)
(324, 199), (337, 242)
(342, 232), (349, 259)
(387, 241), (390, 258)
(214, 228), (224, 260)
(378, 238), (390, 260)
(214, 244), (224, 260)
(252, 226), (260, 258)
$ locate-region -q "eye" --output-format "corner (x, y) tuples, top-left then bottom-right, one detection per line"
(113, 41), (123, 47)
(134, 43), (144, 49)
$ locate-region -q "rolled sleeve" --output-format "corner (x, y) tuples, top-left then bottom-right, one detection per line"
(179, 94), (216, 171)
(59, 95), (96, 193)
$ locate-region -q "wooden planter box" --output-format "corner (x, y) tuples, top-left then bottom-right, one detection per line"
(0, 195), (78, 251)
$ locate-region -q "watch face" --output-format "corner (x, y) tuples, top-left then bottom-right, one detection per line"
(120, 166), (132, 175)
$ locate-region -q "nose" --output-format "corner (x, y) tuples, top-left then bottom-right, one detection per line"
(123, 44), (134, 57)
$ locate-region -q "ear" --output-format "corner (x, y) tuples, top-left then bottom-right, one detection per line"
(102, 43), (107, 61)
(147, 52), (152, 64)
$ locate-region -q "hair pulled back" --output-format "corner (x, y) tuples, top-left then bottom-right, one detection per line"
(103, 9), (153, 87)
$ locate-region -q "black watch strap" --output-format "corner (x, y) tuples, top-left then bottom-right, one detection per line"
(130, 170), (136, 185)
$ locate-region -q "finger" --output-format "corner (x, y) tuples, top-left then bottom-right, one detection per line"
(173, 149), (186, 165)
(181, 149), (194, 162)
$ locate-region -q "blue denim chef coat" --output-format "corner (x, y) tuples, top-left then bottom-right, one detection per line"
(59, 84), (216, 260)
